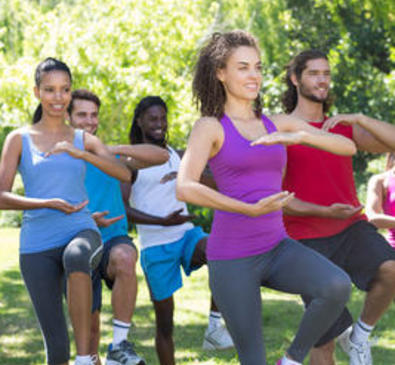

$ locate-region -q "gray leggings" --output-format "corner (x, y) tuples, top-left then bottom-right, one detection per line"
(208, 238), (351, 365)
(20, 229), (102, 365)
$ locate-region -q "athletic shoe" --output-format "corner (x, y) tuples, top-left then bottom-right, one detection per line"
(105, 340), (145, 365)
(348, 339), (372, 365)
(337, 326), (353, 354)
(202, 324), (234, 350)
(74, 355), (98, 365)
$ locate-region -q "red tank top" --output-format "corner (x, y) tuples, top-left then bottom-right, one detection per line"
(283, 120), (366, 240)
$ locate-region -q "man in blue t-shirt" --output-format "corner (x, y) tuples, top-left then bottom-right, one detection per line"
(69, 89), (168, 365)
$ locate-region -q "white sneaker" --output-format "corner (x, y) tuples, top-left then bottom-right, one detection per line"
(348, 339), (373, 365)
(74, 355), (99, 365)
(337, 326), (353, 354)
(202, 324), (234, 350)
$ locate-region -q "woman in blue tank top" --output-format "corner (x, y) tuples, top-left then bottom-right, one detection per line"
(0, 58), (130, 365)
(177, 31), (356, 365)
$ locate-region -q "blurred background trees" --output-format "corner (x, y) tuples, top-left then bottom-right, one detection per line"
(0, 0), (393, 226)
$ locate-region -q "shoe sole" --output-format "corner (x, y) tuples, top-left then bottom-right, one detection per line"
(106, 360), (146, 365)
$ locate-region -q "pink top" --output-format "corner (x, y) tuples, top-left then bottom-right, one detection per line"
(383, 172), (395, 248)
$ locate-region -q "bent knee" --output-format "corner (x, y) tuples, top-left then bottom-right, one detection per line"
(376, 260), (395, 285)
(322, 272), (351, 304)
(109, 246), (137, 276)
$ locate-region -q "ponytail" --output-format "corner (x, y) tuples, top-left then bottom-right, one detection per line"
(32, 104), (43, 124)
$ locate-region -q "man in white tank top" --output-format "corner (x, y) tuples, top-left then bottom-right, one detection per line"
(121, 96), (234, 365)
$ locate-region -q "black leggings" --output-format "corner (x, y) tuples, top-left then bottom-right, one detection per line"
(20, 229), (102, 365)
(208, 238), (351, 365)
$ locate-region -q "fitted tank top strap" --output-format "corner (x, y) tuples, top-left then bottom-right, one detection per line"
(73, 129), (84, 150)
(261, 114), (278, 134)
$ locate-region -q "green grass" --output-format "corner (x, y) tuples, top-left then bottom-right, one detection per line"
(0, 228), (394, 364)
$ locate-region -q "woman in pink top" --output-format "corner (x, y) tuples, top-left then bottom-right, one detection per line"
(177, 30), (356, 365)
(366, 152), (395, 248)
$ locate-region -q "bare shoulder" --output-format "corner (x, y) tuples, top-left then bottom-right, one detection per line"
(4, 127), (25, 146)
(191, 116), (223, 139)
(82, 130), (102, 149)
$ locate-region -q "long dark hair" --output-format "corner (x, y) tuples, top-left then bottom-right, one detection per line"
(32, 57), (72, 124)
(129, 96), (168, 145)
(193, 30), (262, 119)
(282, 50), (333, 114)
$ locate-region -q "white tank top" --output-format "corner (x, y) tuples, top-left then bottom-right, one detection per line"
(131, 146), (193, 249)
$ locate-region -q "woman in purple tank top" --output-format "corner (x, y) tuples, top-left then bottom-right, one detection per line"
(366, 152), (395, 248)
(177, 31), (356, 365)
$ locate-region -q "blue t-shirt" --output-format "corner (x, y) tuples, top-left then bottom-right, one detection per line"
(19, 129), (99, 254)
(85, 157), (128, 243)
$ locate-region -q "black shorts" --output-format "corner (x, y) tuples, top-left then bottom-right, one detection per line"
(300, 220), (395, 346)
(92, 235), (137, 312)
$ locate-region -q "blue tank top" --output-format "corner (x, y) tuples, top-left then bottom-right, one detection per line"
(207, 114), (288, 260)
(85, 158), (128, 243)
(18, 128), (99, 254)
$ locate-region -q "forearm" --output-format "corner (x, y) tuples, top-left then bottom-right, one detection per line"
(283, 197), (331, 217)
(81, 150), (131, 182)
(0, 191), (47, 210)
(109, 144), (169, 167)
(125, 206), (167, 225)
(358, 115), (395, 150)
(176, 180), (250, 215)
(301, 130), (356, 156)
(366, 212), (395, 229)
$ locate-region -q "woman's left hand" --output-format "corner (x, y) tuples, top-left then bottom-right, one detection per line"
(45, 141), (84, 159)
(251, 132), (303, 146)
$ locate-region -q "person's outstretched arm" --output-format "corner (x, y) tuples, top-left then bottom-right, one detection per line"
(176, 117), (294, 217)
(108, 144), (169, 169)
(283, 197), (363, 219)
(0, 130), (87, 213)
(257, 114), (357, 156)
(47, 132), (131, 182)
(323, 114), (395, 153)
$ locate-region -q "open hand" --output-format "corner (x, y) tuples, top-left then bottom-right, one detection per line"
(248, 191), (295, 217)
(92, 211), (125, 227)
(162, 208), (196, 226)
(47, 199), (89, 214)
(327, 203), (363, 219)
(322, 114), (363, 131)
(251, 132), (303, 147)
(45, 141), (84, 159)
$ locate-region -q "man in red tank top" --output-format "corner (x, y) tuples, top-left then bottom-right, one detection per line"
(282, 50), (395, 365)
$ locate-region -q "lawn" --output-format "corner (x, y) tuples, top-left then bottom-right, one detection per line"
(0, 228), (394, 364)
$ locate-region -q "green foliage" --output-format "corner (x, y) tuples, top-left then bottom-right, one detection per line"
(0, 0), (393, 227)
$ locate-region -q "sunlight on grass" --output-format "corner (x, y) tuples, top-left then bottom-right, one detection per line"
(0, 228), (394, 364)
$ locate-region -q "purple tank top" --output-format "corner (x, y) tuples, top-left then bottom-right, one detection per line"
(384, 173), (395, 248)
(207, 114), (288, 260)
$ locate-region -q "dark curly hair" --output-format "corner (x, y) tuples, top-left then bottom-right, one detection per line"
(193, 30), (262, 119)
(129, 96), (168, 145)
(282, 50), (333, 114)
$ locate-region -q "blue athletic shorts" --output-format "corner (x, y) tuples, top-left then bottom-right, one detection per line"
(140, 226), (207, 301)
